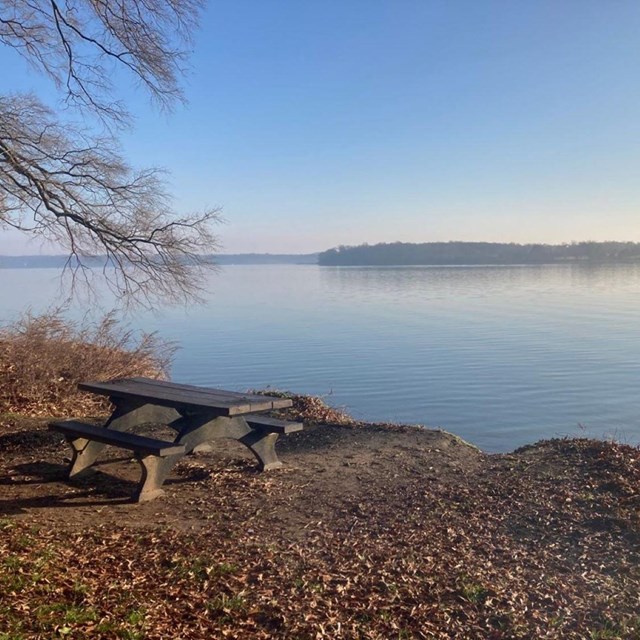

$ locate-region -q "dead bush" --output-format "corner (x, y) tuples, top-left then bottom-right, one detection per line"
(0, 309), (176, 417)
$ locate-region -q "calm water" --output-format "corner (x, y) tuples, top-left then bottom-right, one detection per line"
(2, 263), (640, 452)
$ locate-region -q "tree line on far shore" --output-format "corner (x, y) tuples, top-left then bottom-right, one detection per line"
(317, 241), (640, 266)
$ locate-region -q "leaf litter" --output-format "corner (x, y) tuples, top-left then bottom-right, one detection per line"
(0, 394), (638, 639)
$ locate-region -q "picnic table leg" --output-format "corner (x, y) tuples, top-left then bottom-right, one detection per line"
(68, 400), (178, 478)
(238, 430), (283, 471)
(135, 452), (184, 502)
(171, 414), (283, 471)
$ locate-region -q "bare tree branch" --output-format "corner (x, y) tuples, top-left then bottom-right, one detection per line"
(0, 94), (220, 306)
(0, 1), (222, 306)
(0, 0), (203, 122)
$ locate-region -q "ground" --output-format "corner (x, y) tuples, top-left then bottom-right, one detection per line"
(0, 397), (639, 639)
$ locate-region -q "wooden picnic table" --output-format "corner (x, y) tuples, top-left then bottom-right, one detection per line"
(49, 377), (302, 502)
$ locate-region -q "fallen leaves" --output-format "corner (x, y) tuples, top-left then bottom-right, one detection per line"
(0, 411), (639, 639)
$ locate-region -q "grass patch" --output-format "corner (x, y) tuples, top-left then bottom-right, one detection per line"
(206, 593), (246, 612)
(459, 579), (490, 605)
(169, 557), (237, 582)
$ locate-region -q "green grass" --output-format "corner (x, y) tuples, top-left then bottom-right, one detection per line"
(589, 618), (640, 640)
(459, 580), (489, 605)
(169, 557), (238, 582)
(93, 622), (145, 640)
(126, 608), (146, 626)
(34, 602), (99, 626)
(0, 561), (28, 592)
(0, 518), (15, 531)
(206, 593), (247, 614)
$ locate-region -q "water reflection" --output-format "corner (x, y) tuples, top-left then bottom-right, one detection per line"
(2, 263), (640, 452)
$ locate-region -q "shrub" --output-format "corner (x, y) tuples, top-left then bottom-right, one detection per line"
(0, 309), (176, 417)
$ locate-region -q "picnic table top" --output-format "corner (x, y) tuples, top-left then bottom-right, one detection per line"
(79, 377), (293, 416)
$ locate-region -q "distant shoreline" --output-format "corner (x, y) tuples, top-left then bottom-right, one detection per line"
(318, 241), (640, 266)
(0, 253), (319, 269)
(7, 259), (640, 269)
(5, 240), (640, 268)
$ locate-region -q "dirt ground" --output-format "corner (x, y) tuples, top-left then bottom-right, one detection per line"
(0, 416), (483, 534)
(1, 406), (639, 639)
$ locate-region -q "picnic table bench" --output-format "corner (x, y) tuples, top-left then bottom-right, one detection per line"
(49, 377), (302, 502)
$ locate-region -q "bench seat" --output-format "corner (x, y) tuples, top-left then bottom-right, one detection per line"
(49, 420), (185, 456)
(243, 415), (303, 434)
(49, 420), (186, 503)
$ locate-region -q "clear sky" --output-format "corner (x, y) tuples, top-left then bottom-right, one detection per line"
(2, 0), (640, 254)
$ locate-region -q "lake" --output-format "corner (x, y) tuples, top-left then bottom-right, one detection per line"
(2, 263), (640, 452)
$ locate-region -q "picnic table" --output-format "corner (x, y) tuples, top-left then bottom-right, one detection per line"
(49, 377), (302, 502)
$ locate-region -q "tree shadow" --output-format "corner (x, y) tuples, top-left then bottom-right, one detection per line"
(0, 428), (62, 452)
(276, 423), (353, 455)
(0, 487), (134, 516)
(0, 460), (136, 514)
(0, 460), (67, 485)
(0, 457), (227, 515)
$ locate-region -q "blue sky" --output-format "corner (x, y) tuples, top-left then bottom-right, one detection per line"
(2, 1), (640, 253)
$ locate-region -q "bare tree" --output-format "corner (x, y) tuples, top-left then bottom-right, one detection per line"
(0, 0), (220, 305)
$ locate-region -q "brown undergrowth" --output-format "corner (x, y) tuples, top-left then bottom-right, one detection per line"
(0, 309), (175, 417)
(0, 396), (638, 639)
